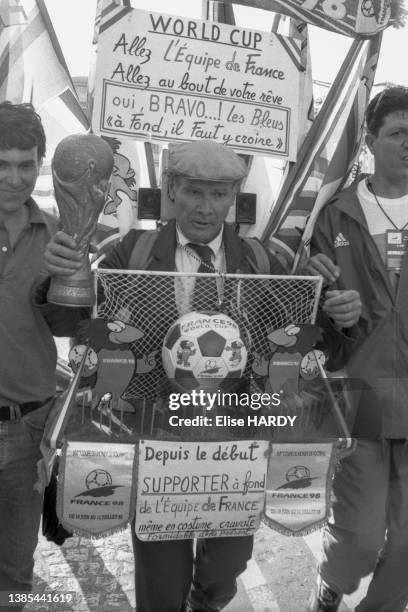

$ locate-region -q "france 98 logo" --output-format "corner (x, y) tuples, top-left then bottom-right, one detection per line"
(73, 469), (123, 499)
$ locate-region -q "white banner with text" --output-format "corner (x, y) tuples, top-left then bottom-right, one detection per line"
(135, 439), (269, 541)
(92, 7), (302, 159)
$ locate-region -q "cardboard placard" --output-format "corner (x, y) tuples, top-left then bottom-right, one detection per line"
(135, 439), (269, 541)
(92, 7), (301, 159)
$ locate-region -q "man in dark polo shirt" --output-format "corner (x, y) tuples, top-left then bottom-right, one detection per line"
(0, 102), (59, 610)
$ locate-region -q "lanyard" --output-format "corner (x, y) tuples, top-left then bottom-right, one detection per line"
(367, 180), (408, 230)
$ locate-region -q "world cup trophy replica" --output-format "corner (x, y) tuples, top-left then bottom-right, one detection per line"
(47, 134), (114, 306)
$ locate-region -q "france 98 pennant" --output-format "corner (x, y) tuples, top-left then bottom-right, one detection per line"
(264, 442), (337, 536)
(57, 441), (137, 537)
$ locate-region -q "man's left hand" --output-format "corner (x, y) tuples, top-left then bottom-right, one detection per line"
(323, 289), (362, 329)
(306, 253), (340, 286)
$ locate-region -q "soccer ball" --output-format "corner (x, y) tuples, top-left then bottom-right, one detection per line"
(286, 466), (310, 482)
(300, 350), (326, 380)
(85, 469), (112, 490)
(162, 311), (248, 393)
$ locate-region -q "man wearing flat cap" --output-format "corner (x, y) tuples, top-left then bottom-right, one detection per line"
(43, 140), (361, 612)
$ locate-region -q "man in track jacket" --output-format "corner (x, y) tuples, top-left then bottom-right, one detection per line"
(308, 86), (408, 612)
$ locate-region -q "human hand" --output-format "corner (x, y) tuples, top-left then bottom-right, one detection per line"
(323, 290), (362, 329)
(44, 231), (84, 276)
(306, 253), (341, 286)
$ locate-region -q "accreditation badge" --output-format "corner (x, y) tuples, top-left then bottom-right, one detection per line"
(386, 230), (408, 271)
(263, 442), (336, 536)
(57, 441), (137, 537)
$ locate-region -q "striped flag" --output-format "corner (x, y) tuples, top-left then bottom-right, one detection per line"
(240, 13), (313, 239)
(37, 348), (90, 488)
(0, 0), (28, 101)
(263, 34), (382, 272)
(0, 0), (89, 215)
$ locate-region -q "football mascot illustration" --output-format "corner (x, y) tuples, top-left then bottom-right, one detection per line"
(252, 323), (326, 395)
(69, 317), (157, 411)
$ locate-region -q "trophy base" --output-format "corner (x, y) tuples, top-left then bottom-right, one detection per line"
(47, 276), (95, 307)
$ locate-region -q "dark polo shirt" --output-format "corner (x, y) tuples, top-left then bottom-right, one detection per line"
(0, 198), (57, 404)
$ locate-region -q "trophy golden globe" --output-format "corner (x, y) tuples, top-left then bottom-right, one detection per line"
(47, 134), (114, 306)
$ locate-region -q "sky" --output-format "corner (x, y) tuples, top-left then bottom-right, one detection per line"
(44, 0), (408, 88)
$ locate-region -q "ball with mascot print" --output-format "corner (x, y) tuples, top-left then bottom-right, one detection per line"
(162, 311), (248, 393)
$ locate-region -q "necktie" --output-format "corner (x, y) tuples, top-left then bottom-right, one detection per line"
(187, 243), (219, 311)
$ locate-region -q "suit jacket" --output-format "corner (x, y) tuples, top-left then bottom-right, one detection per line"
(98, 222), (287, 391)
(101, 220), (285, 275)
(36, 221), (284, 339)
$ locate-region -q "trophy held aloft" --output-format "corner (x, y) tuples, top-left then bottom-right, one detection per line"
(47, 134), (114, 307)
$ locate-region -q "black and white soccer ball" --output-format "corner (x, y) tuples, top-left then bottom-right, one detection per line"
(162, 311), (248, 393)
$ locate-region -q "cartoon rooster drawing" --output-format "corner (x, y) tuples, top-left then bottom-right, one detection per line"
(252, 324), (326, 395)
(69, 317), (157, 411)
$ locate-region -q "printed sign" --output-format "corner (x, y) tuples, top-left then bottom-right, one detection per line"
(92, 7), (302, 159)
(135, 439), (269, 541)
(58, 441), (137, 536)
(264, 442), (336, 535)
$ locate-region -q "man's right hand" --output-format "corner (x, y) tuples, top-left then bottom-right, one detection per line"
(44, 231), (84, 276)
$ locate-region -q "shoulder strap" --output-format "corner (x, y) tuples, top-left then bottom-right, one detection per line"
(127, 231), (270, 273)
(242, 237), (271, 275)
(127, 229), (158, 270)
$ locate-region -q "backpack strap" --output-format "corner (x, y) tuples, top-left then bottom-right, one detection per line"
(127, 231), (271, 274)
(127, 229), (158, 270)
(242, 237), (271, 275)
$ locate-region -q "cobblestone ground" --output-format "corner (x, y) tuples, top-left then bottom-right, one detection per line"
(28, 523), (407, 612)
(29, 529), (135, 612)
(28, 525), (316, 612)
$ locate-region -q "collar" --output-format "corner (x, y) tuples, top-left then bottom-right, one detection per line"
(148, 220), (251, 273)
(176, 224), (224, 257)
(26, 197), (48, 225)
(0, 198), (46, 232)
(325, 175), (370, 229)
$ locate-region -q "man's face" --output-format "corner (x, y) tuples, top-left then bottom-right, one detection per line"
(169, 176), (237, 243)
(366, 110), (408, 184)
(0, 147), (40, 216)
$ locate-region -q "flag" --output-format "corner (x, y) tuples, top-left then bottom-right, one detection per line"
(229, 0), (405, 37)
(241, 14), (313, 239)
(213, 8), (313, 240)
(0, 0), (28, 101)
(0, 0), (89, 215)
(90, 0), (151, 250)
(263, 34), (381, 272)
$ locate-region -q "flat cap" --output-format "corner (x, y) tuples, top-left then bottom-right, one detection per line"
(168, 141), (247, 182)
